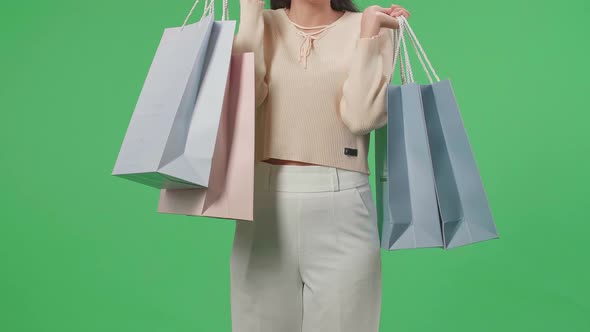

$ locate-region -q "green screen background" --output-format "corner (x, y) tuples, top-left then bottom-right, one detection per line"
(1, 0), (588, 331)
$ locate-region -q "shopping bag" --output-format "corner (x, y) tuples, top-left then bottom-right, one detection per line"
(157, 52), (256, 221)
(400, 16), (499, 249)
(374, 21), (443, 250)
(112, 0), (236, 189)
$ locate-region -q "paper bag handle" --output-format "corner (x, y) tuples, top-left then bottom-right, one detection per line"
(181, 0), (231, 29)
(389, 17), (415, 85)
(397, 15), (440, 83)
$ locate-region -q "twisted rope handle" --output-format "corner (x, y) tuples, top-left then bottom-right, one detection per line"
(401, 20), (414, 84)
(203, 0), (215, 20)
(405, 28), (432, 83)
(392, 27), (400, 83)
(393, 15), (430, 84)
(390, 17), (404, 84)
(221, 0), (229, 21)
(397, 15), (440, 83)
(390, 17), (413, 85)
(182, 0), (209, 29)
(181, 0), (231, 30)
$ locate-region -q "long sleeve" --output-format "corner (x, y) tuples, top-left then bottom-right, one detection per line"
(339, 28), (394, 136)
(232, 0), (269, 110)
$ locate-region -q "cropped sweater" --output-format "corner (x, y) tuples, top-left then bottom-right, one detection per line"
(232, 0), (395, 175)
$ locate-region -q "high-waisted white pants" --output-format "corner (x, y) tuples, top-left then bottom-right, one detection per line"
(230, 161), (382, 332)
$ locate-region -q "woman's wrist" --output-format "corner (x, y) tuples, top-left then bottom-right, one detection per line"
(241, 0), (263, 5)
(360, 24), (381, 39)
(360, 4), (408, 38)
(360, 6), (386, 38)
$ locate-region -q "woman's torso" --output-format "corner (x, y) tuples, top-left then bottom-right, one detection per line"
(262, 8), (360, 166)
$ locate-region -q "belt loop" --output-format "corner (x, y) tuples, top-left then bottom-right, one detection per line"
(255, 161), (270, 192)
(333, 168), (340, 192)
(266, 163), (272, 191)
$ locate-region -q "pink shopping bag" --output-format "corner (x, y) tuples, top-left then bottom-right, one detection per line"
(157, 52), (255, 221)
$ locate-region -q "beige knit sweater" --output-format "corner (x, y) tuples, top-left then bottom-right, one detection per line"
(232, 0), (394, 175)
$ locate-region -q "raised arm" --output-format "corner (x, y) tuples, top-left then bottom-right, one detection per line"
(232, 0), (269, 109)
(339, 27), (394, 136)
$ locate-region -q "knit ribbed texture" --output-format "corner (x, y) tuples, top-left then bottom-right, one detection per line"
(232, 0), (394, 175)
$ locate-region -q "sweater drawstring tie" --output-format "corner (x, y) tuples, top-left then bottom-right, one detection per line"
(294, 27), (329, 68)
(284, 10), (343, 69)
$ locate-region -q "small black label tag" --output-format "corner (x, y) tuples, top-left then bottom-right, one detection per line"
(344, 147), (358, 156)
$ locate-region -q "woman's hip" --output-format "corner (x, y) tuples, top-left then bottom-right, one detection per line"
(249, 160), (380, 253)
(254, 160), (370, 193)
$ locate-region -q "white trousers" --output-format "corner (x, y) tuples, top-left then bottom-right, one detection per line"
(230, 161), (382, 332)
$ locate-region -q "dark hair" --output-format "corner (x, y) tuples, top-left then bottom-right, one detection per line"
(270, 0), (359, 12)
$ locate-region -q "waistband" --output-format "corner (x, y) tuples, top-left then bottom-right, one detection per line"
(255, 161), (369, 193)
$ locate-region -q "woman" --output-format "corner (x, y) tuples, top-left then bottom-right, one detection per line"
(230, 0), (410, 331)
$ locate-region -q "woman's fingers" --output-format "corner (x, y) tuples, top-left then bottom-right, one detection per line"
(377, 12), (400, 29)
(390, 8), (410, 19)
(371, 5), (395, 14)
(372, 4), (410, 17)
(387, 4), (410, 19)
(391, 8), (409, 15)
(365, 4), (410, 31)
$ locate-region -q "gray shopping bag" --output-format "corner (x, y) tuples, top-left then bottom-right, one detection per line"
(374, 22), (443, 251)
(400, 16), (499, 249)
(112, 0), (236, 189)
(421, 81), (498, 248)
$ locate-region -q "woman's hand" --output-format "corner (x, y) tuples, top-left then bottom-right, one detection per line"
(360, 4), (410, 38)
(240, 0), (263, 5)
